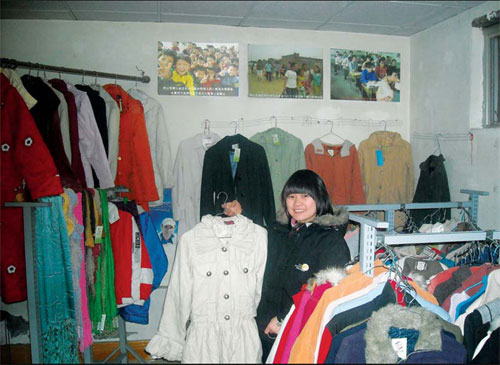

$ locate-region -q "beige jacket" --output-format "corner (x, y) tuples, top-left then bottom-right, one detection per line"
(358, 131), (414, 204)
(146, 215), (267, 363)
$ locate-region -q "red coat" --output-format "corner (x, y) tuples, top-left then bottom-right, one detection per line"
(1, 74), (63, 303)
(103, 85), (158, 211)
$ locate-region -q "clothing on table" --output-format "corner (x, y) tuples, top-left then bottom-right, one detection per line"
(305, 139), (365, 205)
(128, 88), (173, 206)
(1, 74), (63, 303)
(250, 127), (306, 210)
(411, 154), (451, 228)
(146, 215), (267, 363)
(172, 132), (221, 237)
(375, 77), (394, 101)
(200, 134), (275, 227)
(103, 84), (159, 211)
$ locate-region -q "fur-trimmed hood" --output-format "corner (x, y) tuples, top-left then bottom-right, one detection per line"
(275, 205), (349, 227)
(306, 266), (347, 292)
(365, 304), (443, 363)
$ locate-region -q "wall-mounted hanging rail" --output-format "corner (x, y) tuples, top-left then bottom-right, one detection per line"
(0, 57), (150, 84)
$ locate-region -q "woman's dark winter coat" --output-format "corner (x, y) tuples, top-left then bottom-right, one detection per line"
(200, 134), (275, 227)
(256, 206), (350, 361)
(410, 154), (451, 228)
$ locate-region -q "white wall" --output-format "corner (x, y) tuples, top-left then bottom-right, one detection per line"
(410, 1), (500, 230)
(1, 18), (410, 343)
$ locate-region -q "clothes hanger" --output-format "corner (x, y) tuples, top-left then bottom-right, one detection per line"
(215, 191), (229, 217)
(318, 120), (345, 144)
(432, 134), (443, 156)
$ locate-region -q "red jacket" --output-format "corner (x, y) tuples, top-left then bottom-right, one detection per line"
(103, 85), (158, 211)
(1, 74), (63, 303)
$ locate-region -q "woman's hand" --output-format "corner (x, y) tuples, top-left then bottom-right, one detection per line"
(221, 200), (242, 216)
(264, 316), (281, 335)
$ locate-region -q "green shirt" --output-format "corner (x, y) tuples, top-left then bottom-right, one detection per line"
(250, 128), (306, 210)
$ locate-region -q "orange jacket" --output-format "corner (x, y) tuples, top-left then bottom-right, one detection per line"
(103, 85), (158, 211)
(305, 139), (366, 205)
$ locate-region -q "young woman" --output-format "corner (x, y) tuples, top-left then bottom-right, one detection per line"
(223, 169), (350, 362)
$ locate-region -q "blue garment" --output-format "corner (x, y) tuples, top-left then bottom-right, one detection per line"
(119, 212), (168, 324)
(400, 283), (451, 322)
(325, 322), (366, 363)
(35, 196), (79, 363)
(360, 69), (377, 84)
(455, 275), (488, 320)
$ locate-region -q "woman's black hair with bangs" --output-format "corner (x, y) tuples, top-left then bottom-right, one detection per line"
(280, 169), (333, 220)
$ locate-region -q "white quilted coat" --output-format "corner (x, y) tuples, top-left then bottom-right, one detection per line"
(146, 215), (267, 363)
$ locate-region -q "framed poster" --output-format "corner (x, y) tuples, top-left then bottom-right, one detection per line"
(248, 44), (323, 99)
(330, 48), (401, 102)
(158, 41), (239, 96)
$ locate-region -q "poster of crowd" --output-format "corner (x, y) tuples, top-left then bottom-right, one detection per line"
(248, 44), (323, 99)
(330, 48), (401, 102)
(158, 41), (239, 96)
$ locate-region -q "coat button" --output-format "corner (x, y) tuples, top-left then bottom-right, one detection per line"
(7, 265), (16, 274)
(223, 270), (229, 275)
(221, 247), (227, 252)
(243, 268), (249, 273)
(24, 137), (33, 147)
(1, 143), (10, 152)
(224, 294), (229, 299)
(224, 315), (230, 320)
(206, 271), (212, 276)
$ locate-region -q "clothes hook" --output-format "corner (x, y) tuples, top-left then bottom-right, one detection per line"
(59, 71), (62, 80)
(81, 69), (85, 84)
(115, 73), (118, 85)
(42, 65), (47, 80)
(36, 63), (40, 77)
(216, 191), (228, 205)
(436, 134), (442, 155)
(136, 65), (146, 78)
(203, 119), (210, 135)
(94, 71), (98, 85)
(231, 120), (238, 134)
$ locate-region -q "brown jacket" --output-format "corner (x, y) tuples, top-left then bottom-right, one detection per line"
(358, 131), (414, 204)
(305, 139), (365, 205)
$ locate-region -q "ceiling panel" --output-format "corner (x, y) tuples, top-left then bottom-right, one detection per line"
(160, 13), (244, 26)
(68, 1), (158, 13)
(242, 18), (325, 30)
(0, 1), (489, 36)
(317, 22), (406, 36)
(330, 1), (440, 27)
(247, 1), (348, 22)
(0, 9), (74, 20)
(73, 11), (158, 23)
(161, 1), (254, 17)
(1, 1), (69, 11)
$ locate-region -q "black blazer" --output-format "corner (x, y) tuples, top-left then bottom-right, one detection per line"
(200, 134), (275, 226)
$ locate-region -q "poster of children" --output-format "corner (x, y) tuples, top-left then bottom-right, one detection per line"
(248, 44), (323, 99)
(330, 48), (401, 102)
(158, 41), (239, 96)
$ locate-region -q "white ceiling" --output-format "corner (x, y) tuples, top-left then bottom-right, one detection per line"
(0, 1), (488, 36)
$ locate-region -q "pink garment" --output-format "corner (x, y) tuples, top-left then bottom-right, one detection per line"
(301, 282), (333, 328)
(75, 192), (93, 351)
(281, 282), (333, 363)
(279, 288), (311, 363)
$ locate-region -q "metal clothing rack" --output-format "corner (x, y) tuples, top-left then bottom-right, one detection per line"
(345, 189), (496, 277)
(0, 57), (150, 84)
(3, 201), (91, 363)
